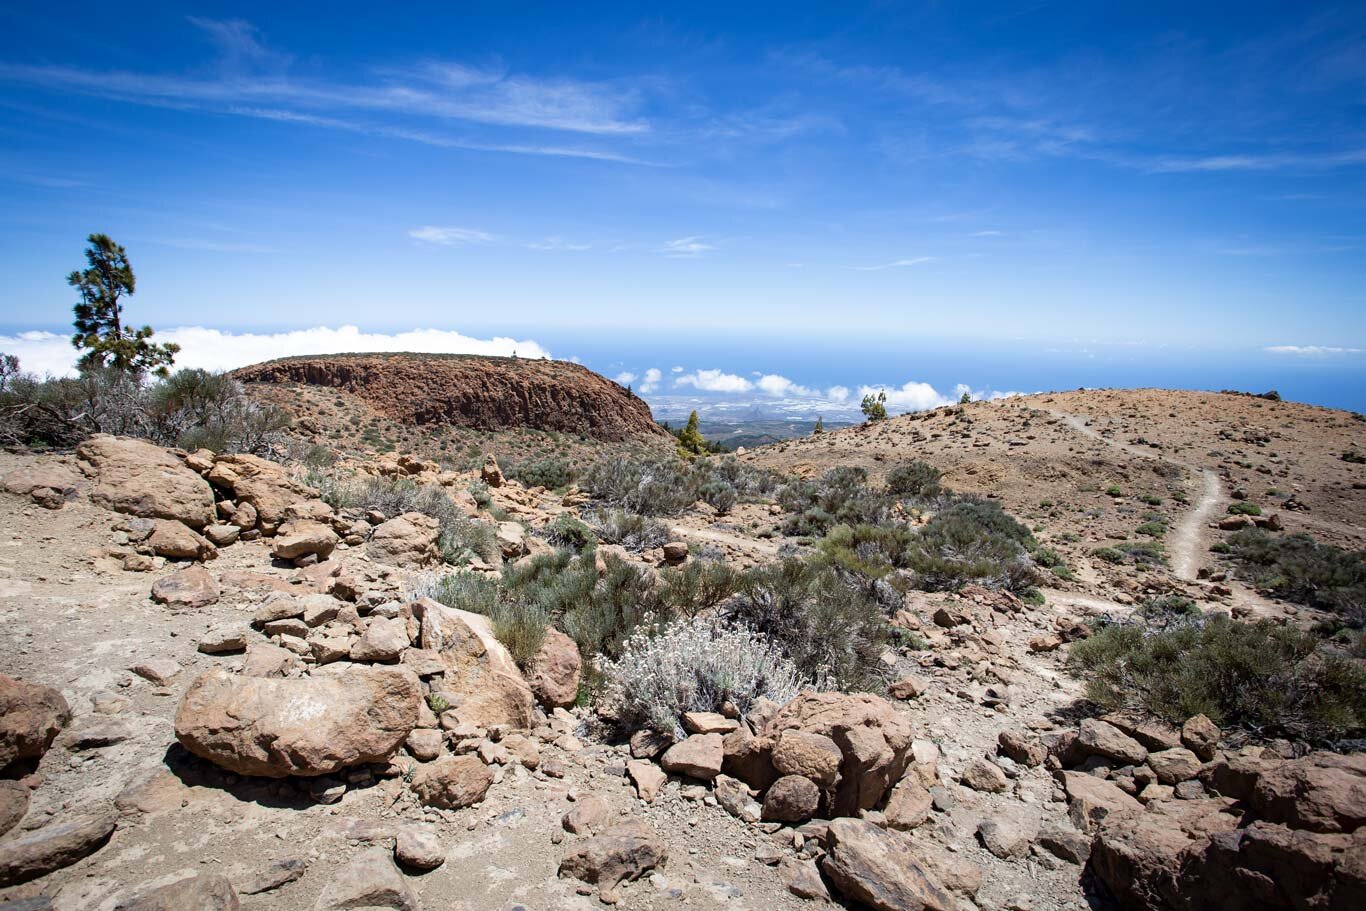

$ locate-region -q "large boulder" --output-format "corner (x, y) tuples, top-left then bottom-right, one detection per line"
(77, 435), (215, 528)
(763, 692), (914, 817)
(1250, 751), (1366, 833)
(146, 519), (216, 561)
(0, 674), (70, 772)
(820, 818), (953, 911)
(0, 807), (118, 887)
(414, 599), (534, 729)
(528, 629), (582, 709)
(367, 512), (441, 566)
(206, 453), (316, 535)
(174, 667), (421, 777)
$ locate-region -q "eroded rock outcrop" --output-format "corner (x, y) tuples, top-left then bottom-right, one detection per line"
(77, 435), (215, 528)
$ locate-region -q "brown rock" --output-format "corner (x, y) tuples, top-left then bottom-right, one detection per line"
(563, 794), (612, 834)
(659, 733), (724, 780)
(779, 856), (830, 901)
(150, 564), (220, 608)
(682, 711), (739, 735)
(1059, 770), (1143, 832)
(414, 599), (534, 730)
(997, 730), (1046, 766)
(367, 513), (440, 567)
(410, 755), (492, 809)
(313, 847), (417, 911)
(764, 691), (913, 817)
(884, 778), (933, 830)
(405, 729), (443, 762)
(888, 675), (927, 700)
(174, 667), (420, 777)
(1181, 713), (1221, 761)
(146, 519), (216, 561)
(627, 759), (666, 802)
(0, 780), (29, 837)
(114, 872), (240, 910)
(481, 454), (504, 487)
(661, 541), (688, 564)
(206, 453), (316, 535)
(1148, 747), (1203, 785)
(977, 814), (1039, 860)
(722, 725), (777, 791)
(529, 629), (581, 709)
(1078, 717), (1149, 765)
(0, 674), (70, 772)
(271, 521), (338, 562)
(772, 730), (843, 787)
(1, 464), (81, 508)
(350, 617), (410, 662)
(78, 435), (215, 528)
(558, 819), (667, 888)
(820, 818), (953, 911)
(1250, 751), (1366, 833)
(0, 807), (117, 887)
(763, 775), (821, 823)
(960, 758), (1008, 793)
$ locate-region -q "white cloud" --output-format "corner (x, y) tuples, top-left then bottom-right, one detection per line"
(0, 326), (550, 377)
(670, 366), (684, 373)
(1264, 345), (1363, 356)
(528, 236), (591, 251)
(614, 371), (636, 385)
(639, 367), (662, 393)
(674, 368), (753, 393)
(756, 374), (816, 397)
(409, 226), (495, 246)
(662, 236), (714, 258)
(853, 256), (935, 271)
(857, 381), (952, 411)
(826, 385), (850, 403)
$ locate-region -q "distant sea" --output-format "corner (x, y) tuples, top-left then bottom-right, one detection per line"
(535, 328), (1366, 418)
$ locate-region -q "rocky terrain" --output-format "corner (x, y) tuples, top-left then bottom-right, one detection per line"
(0, 386), (1362, 911)
(236, 354), (671, 443)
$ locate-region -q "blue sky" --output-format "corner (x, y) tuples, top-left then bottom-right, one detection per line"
(2, 1), (1364, 414)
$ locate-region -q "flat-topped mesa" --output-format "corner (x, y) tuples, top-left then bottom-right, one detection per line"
(233, 353), (670, 442)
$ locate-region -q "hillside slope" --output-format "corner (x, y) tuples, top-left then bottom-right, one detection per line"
(235, 353), (669, 443)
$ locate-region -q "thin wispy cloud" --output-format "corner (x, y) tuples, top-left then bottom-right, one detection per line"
(409, 226), (496, 246)
(853, 256), (934, 271)
(662, 236), (714, 258)
(1148, 149), (1366, 173)
(674, 368), (752, 392)
(1265, 345), (1364, 356)
(528, 236), (592, 251)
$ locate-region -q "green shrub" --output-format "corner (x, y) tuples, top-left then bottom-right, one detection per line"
(1228, 502), (1263, 516)
(1227, 529), (1365, 626)
(1139, 494), (1163, 506)
(1093, 546), (1125, 564)
(1068, 614), (1366, 742)
(885, 461), (943, 499)
(815, 523), (918, 580)
(1135, 520), (1167, 538)
(1106, 485), (1123, 497)
(699, 479), (738, 516)
(545, 514), (596, 553)
(506, 457), (577, 490)
(658, 559), (741, 618)
(728, 560), (889, 691)
(581, 455), (700, 515)
(778, 466), (888, 536)
(908, 500), (1038, 592)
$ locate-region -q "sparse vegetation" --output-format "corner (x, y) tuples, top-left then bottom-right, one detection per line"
(1226, 529), (1365, 627)
(884, 460), (943, 499)
(1068, 613), (1366, 742)
(505, 456), (577, 490)
(1227, 502), (1263, 516)
(860, 390), (887, 422)
(603, 617), (801, 739)
(583, 508), (670, 552)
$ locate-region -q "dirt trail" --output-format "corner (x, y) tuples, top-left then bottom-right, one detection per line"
(1046, 409), (1222, 583)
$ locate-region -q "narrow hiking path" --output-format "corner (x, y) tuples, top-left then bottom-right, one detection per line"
(1044, 409), (1222, 583)
(1171, 468), (1223, 581)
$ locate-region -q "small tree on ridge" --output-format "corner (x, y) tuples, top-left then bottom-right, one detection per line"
(69, 233), (179, 376)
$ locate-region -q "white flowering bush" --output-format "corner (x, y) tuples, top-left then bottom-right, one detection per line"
(602, 617), (802, 739)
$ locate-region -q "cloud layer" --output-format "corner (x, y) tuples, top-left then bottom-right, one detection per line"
(0, 326), (550, 377)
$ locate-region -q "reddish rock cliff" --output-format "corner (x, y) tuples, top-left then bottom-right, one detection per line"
(234, 354), (669, 442)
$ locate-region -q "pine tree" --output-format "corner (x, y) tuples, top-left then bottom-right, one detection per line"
(676, 410), (707, 456)
(69, 234), (179, 376)
(813, 416), (824, 434)
(860, 391), (888, 422)
(959, 391), (971, 405)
